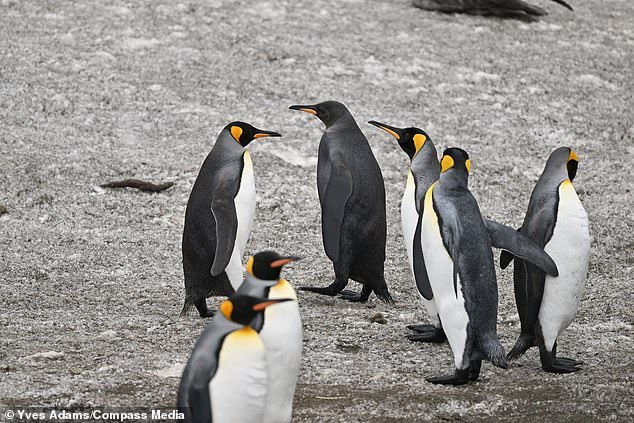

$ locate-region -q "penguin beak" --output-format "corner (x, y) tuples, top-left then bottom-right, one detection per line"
(289, 105), (317, 115)
(368, 121), (402, 140)
(253, 129), (282, 139)
(252, 298), (293, 311)
(270, 256), (303, 268)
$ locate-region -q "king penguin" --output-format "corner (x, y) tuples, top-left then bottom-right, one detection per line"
(290, 101), (393, 304)
(368, 121), (445, 342)
(236, 251), (303, 423)
(177, 294), (292, 423)
(412, 0), (573, 21)
(181, 121), (281, 318)
(502, 147), (590, 373)
(420, 148), (559, 385)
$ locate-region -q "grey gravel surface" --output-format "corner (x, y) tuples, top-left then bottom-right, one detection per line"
(1, 0), (633, 422)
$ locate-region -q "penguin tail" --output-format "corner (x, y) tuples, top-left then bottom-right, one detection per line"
(373, 283), (395, 306)
(507, 333), (535, 360)
(480, 334), (509, 369)
(179, 302), (194, 317)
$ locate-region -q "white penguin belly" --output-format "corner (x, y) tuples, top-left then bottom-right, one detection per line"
(538, 181), (590, 351)
(421, 186), (469, 368)
(402, 171), (418, 272)
(210, 327), (267, 423)
(226, 150), (256, 290)
(402, 171), (440, 326)
(260, 281), (303, 423)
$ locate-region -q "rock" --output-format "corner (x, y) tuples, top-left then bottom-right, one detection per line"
(370, 313), (387, 324)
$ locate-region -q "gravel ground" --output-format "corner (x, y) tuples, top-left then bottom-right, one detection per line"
(1, 0), (633, 421)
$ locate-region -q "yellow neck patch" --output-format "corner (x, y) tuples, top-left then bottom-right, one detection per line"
(465, 159), (471, 174)
(441, 155), (454, 173)
(230, 126), (243, 144)
(219, 300), (233, 319)
(246, 256), (254, 276)
(413, 134), (426, 154)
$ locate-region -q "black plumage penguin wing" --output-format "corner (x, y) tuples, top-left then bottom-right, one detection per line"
(484, 219), (558, 276)
(433, 193), (461, 299)
(178, 324), (227, 423)
(321, 160), (353, 262)
(413, 202), (434, 300)
(209, 166), (241, 276)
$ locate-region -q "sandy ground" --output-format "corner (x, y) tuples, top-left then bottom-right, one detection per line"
(1, 0), (633, 421)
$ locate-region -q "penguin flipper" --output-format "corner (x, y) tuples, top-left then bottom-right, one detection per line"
(483, 219), (558, 277)
(210, 176), (239, 277)
(321, 163), (353, 262)
(413, 211), (434, 301)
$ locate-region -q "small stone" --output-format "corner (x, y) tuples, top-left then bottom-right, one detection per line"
(370, 313), (387, 324)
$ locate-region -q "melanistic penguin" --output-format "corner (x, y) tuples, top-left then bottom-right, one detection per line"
(368, 121), (445, 342)
(236, 251), (303, 423)
(290, 101), (393, 304)
(502, 147), (589, 373)
(177, 294), (291, 423)
(420, 148), (559, 385)
(412, 0), (573, 21)
(181, 121), (281, 318)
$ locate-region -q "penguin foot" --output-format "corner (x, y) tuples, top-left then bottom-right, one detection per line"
(406, 325), (446, 343)
(339, 289), (370, 302)
(542, 360), (582, 374)
(426, 369), (469, 386)
(299, 286), (340, 297)
(554, 356), (584, 366)
(540, 347), (583, 373)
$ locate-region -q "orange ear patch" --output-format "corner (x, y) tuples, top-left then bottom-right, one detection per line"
(230, 126), (243, 143)
(219, 300), (234, 319)
(441, 155), (454, 173)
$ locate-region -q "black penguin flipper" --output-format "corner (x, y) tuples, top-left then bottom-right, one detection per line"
(500, 250), (515, 269)
(321, 162), (353, 262)
(188, 382), (212, 423)
(484, 219), (558, 277)
(210, 180), (239, 277)
(550, 0), (573, 11)
(413, 211), (434, 300)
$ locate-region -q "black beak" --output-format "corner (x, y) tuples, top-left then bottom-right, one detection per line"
(289, 105), (318, 116)
(368, 120), (403, 140)
(252, 129), (282, 139)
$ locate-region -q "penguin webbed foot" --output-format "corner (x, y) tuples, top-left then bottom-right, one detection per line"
(299, 286), (340, 297)
(542, 359), (583, 374)
(338, 289), (370, 302)
(406, 324), (447, 343)
(540, 349), (583, 373)
(426, 368), (470, 386)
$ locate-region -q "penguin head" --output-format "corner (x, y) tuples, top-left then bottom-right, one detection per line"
(219, 294), (292, 325)
(289, 101), (349, 128)
(544, 147), (579, 183)
(224, 121), (281, 147)
(368, 121), (431, 160)
(245, 251), (302, 281)
(440, 148), (471, 179)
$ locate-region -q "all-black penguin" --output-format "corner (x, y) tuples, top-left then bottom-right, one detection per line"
(236, 251), (303, 423)
(502, 147), (590, 373)
(290, 101), (393, 304)
(420, 148), (559, 385)
(177, 294), (291, 423)
(368, 121), (445, 342)
(181, 121), (281, 318)
(412, 0), (573, 21)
